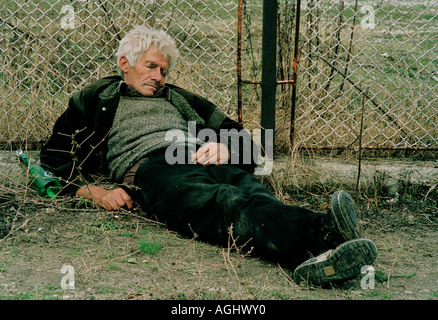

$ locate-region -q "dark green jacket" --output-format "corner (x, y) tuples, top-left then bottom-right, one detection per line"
(40, 76), (256, 195)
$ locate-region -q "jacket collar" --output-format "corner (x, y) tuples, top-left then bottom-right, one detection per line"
(118, 81), (170, 100)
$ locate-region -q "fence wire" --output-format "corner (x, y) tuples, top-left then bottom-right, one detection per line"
(1, 0), (237, 145)
(241, 0), (437, 150)
(1, 0), (437, 151)
(295, 0), (438, 149)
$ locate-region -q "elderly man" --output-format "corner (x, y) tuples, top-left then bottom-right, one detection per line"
(40, 26), (377, 286)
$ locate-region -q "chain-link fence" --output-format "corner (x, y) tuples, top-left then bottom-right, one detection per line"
(1, 0), (237, 145)
(241, 0), (437, 151)
(295, 0), (437, 149)
(1, 0), (437, 151)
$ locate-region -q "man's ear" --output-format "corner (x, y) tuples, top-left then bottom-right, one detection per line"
(119, 56), (130, 73)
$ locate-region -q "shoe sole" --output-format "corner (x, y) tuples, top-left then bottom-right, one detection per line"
(331, 191), (361, 240)
(293, 238), (378, 286)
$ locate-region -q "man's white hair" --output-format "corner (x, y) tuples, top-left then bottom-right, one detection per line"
(116, 25), (179, 71)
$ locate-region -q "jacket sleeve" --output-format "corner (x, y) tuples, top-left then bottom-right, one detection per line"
(40, 91), (92, 195)
(215, 115), (259, 174)
(40, 76), (121, 195)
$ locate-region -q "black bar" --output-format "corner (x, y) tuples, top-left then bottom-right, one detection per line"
(261, 0), (278, 151)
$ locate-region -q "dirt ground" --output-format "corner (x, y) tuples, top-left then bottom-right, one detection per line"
(0, 179), (436, 302)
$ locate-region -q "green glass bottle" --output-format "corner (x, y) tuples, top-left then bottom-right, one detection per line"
(16, 150), (62, 199)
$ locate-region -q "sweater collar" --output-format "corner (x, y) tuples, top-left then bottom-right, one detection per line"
(117, 81), (204, 126)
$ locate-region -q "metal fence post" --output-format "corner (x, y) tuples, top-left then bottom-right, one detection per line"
(290, 0), (301, 148)
(261, 0), (278, 151)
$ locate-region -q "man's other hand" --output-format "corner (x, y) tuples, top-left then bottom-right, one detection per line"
(192, 142), (230, 166)
(76, 185), (134, 211)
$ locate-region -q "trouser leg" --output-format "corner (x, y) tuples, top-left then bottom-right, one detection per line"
(134, 152), (325, 268)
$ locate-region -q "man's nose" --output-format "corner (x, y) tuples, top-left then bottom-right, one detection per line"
(151, 67), (163, 82)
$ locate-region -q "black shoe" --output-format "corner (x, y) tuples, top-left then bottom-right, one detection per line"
(321, 191), (361, 247)
(293, 238), (378, 287)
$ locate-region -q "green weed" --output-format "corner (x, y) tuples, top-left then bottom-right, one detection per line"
(375, 269), (417, 283)
(138, 239), (162, 255)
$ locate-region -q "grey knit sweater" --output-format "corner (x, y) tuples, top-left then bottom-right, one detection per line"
(107, 88), (205, 182)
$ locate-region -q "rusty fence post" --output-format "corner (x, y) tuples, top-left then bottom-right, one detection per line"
(290, 0), (301, 148)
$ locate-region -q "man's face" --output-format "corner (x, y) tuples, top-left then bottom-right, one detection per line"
(119, 46), (170, 97)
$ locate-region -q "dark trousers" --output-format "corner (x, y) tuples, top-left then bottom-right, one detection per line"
(134, 150), (326, 269)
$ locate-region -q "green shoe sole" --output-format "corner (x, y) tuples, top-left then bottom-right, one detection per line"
(294, 238), (378, 286)
(331, 190), (361, 240)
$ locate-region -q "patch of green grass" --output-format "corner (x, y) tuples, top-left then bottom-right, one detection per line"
(375, 269), (417, 283)
(91, 285), (127, 295)
(1, 284), (64, 300)
(108, 263), (121, 271)
(77, 196), (93, 209)
(87, 220), (124, 231)
(253, 289), (293, 300)
(8, 292), (34, 300)
(138, 239), (163, 255)
(360, 290), (394, 300)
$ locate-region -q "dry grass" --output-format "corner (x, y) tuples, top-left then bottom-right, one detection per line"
(1, 157), (437, 301)
(1, 1), (437, 302)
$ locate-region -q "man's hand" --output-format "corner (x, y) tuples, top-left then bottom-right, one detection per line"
(76, 185), (134, 211)
(192, 142), (230, 166)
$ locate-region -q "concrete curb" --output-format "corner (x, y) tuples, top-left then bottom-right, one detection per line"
(1, 151), (437, 197)
(271, 156), (438, 196)
(0, 151), (41, 186)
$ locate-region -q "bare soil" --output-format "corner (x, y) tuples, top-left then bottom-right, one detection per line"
(0, 183), (436, 301)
